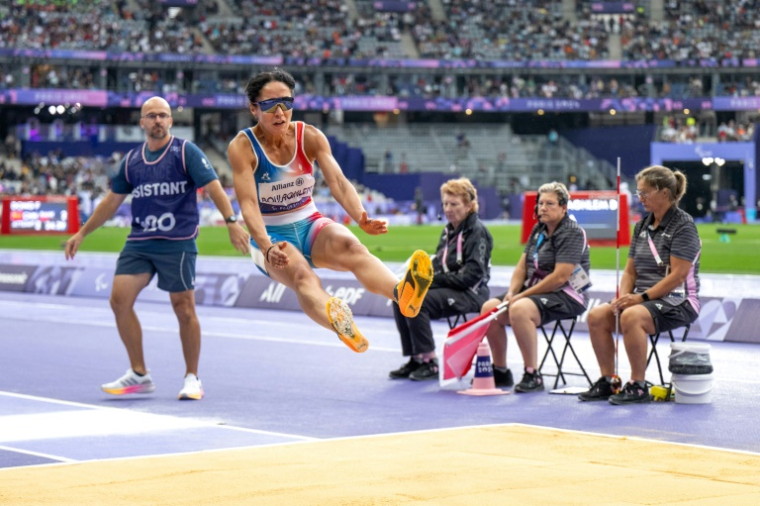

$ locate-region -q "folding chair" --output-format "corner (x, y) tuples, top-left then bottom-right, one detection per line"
(446, 313), (469, 330)
(538, 317), (592, 389)
(647, 324), (690, 386)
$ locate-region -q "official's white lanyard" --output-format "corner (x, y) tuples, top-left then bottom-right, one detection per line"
(646, 230), (664, 267)
(442, 231), (463, 273)
(647, 228), (686, 297)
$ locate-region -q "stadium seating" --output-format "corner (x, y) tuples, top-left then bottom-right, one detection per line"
(3, 0), (759, 62)
(1, 0), (758, 198)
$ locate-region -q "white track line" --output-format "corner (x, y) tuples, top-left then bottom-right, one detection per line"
(0, 312), (403, 353)
(0, 444), (75, 463)
(2, 421), (757, 473)
(2, 301), (759, 380)
(0, 391), (318, 442)
(510, 422), (760, 457)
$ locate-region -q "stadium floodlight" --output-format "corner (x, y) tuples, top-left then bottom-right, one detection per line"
(56, 105), (65, 114)
(702, 157), (714, 166)
(715, 157), (726, 166)
(48, 105), (56, 114)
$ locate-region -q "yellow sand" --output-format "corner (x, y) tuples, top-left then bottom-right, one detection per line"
(1, 425), (759, 506)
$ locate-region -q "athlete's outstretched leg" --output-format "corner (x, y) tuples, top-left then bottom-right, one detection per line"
(312, 224), (433, 317)
(268, 243), (368, 353)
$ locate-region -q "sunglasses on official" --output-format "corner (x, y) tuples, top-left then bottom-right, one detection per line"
(254, 96), (294, 113)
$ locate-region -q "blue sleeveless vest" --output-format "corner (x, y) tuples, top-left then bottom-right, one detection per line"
(124, 137), (199, 241)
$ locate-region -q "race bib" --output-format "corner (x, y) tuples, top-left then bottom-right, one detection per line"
(258, 174), (315, 208)
(568, 264), (592, 293)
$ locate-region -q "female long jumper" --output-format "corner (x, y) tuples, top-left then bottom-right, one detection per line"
(228, 69), (433, 352)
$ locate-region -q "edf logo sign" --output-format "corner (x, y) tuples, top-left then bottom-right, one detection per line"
(325, 286), (365, 305)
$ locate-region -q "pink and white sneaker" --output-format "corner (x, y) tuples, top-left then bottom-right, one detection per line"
(178, 373), (204, 401)
(101, 369), (156, 395)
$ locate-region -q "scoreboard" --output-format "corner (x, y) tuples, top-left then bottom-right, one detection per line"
(521, 191), (630, 247)
(1, 196), (80, 235)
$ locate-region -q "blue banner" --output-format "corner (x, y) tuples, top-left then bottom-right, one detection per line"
(712, 96), (760, 111)
(159, 0), (198, 5)
(0, 89), (721, 112)
(373, 1), (418, 12)
(590, 2), (635, 13)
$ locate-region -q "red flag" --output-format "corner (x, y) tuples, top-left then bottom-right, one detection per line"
(441, 302), (508, 382)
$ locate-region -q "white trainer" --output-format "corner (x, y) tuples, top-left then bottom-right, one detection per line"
(101, 369), (155, 395)
(178, 373), (204, 400)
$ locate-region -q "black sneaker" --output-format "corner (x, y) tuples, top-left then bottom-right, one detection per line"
(389, 358), (422, 379)
(578, 377), (615, 402)
(409, 359), (439, 381)
(494, 368), (514, 387)
(608, 381), (651, 405)
(514, 369), (544, 393)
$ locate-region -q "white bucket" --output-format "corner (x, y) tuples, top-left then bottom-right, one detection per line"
(672, 373), (713, 404)
(669, 342), (713, 375)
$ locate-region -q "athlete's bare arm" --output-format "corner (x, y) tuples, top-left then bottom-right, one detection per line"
(65, 191), (127, 260)
(303, 124), (387, 236)
(228, 132), (289, 267)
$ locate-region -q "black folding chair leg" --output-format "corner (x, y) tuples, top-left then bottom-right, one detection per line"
(553, 320), (591, 388)
(647, 324), (691, 390)
(563, 339), (592, 386)
(539, 319), (592, 388)
(646, 333), (666, 386)
(538, 325), (566, 385)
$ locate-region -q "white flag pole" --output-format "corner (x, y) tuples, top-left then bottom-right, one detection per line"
(614, 157), (621, 378)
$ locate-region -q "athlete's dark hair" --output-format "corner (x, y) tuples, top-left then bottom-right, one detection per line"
(245, 68), (296, 105)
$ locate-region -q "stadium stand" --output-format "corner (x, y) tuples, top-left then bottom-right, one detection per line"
(0, 0), (758, 208)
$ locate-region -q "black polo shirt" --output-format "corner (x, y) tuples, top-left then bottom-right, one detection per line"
(629, 205), (701, 312)
(523, 214), (591, 305)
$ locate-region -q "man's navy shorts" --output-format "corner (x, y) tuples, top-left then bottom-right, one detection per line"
(115, 250), (197, 293)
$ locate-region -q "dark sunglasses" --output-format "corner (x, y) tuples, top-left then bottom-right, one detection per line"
(254, 96), (294, 113)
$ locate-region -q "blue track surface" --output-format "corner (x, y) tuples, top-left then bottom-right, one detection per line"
(1, 291), (759, 469)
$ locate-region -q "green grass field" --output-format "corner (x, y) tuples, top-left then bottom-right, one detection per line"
(0, 223), (757, 274)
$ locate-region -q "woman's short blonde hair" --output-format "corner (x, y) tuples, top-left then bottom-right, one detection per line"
(537, 181), (570, 206)
(440, 177), (478, 213)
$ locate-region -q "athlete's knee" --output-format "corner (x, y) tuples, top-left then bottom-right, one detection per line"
(110, 292), (133, 314)
(341, 240), (370, 264)
(290, 263), (320, 290)
(171, 296), (197, 323)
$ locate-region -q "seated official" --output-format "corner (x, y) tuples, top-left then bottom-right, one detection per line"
(390, 178), (493, 381)
(481, 182), (591, 392)
(579, 165), (701, 405)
